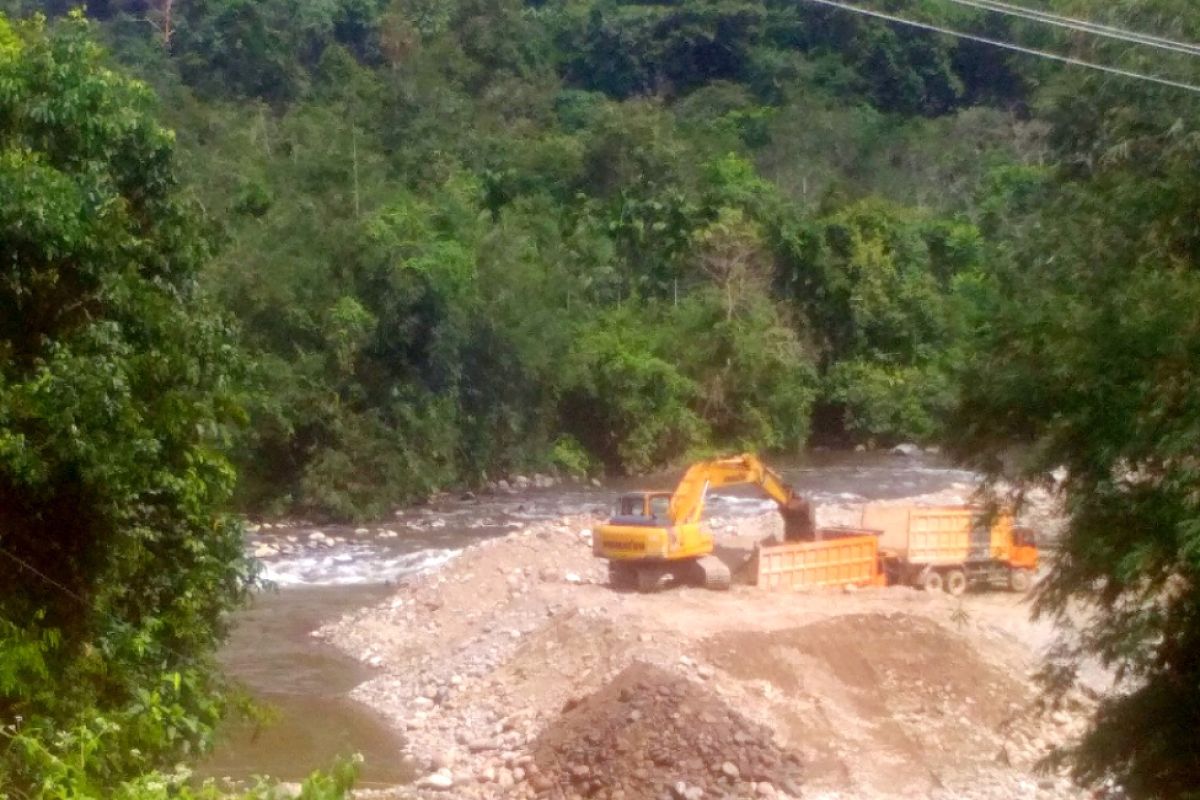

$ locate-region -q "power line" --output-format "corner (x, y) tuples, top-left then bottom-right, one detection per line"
(0, 542), (89, 605)
(797, 0), (1200, 95)
(940, 0), (1200, 57)
(0, 540), (209, 670)
(971, 0), (1200, 56)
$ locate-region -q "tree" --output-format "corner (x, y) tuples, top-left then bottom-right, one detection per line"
(692, 207), (770, 322)
(0, 0), (1052, 513)
(0, 13), (252, 790)
(147, 0), (174, 49)
(560, 306), (707, 474)
(949, 20), (1200, 794)
(556, 1), (765, 99)
(779, 199), (979, 443)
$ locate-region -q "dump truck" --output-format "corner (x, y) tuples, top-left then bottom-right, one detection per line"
(862, 504), (1039, 595)
(592, 454), (815, 592)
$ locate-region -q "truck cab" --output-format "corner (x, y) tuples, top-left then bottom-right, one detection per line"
(1010, 526), (1039, 570)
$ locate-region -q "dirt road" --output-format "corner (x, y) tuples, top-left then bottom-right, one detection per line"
(323, 496), (1091, 800)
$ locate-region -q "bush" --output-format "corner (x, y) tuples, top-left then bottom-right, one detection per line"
(3, 716), (359, 799)
(561, 308), (708, 473)
(825, 359), (952, 443)
(549, 435), (596, 479)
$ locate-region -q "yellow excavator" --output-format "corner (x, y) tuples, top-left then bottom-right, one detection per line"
(592, 454), (813, 592)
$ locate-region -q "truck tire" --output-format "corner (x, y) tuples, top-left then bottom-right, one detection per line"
(1009, 568), (1033, 593)
(919, 569), (944, 593)
(608, 561), (637, 591)
(944, 569), (968, 597)
(882, 557), (902, 587)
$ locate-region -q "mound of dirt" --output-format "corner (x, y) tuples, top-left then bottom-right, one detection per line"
(701, 613), (1051, 795)
(531, 662), (803, 800)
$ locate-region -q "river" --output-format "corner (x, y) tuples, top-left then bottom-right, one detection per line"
(197, 451), (977, 787)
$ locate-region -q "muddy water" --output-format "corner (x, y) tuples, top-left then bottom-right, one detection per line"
(203, 451), (976, 786)
(197, 585), (413, 787)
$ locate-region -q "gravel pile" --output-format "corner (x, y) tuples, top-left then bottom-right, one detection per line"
(531, 662), (802, 800)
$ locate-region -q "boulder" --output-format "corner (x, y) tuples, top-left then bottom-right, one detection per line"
(419, 770), (455, 790)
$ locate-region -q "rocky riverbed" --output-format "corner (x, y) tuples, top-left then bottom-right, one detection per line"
(316, 482), (1098, 800)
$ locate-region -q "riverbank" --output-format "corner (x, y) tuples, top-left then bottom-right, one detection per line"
(320, 485), (1092, 800)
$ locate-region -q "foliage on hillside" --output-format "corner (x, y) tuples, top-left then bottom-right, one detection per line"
(4, 0), (1042, 520)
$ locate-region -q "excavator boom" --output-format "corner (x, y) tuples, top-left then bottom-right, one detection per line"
(668, 454), (814, 540)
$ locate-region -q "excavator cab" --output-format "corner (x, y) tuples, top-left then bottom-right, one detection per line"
(610, 492), (672, 527)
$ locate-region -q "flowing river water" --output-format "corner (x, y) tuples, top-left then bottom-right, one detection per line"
(197, 451), (978, 787)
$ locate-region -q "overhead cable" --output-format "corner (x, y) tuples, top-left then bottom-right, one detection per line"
(0, 542), (90, 604)
(0, 540), (207, 669)
(940, 0), (1200, 57)
(796, 0), (1200, 94)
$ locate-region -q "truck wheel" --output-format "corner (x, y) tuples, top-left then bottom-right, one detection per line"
(882, 558), (902, 587)
(1009, 568), (1033, 593)
(608, 562), (637, 591)
(944, 569), (967, 597)
(920, 570), (944, 593)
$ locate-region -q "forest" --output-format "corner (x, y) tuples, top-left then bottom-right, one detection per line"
(2, 1), (1200, 798)
(1, 0), (1057, 521)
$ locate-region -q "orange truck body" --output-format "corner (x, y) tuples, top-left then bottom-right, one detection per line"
(754, 527), (887, 591)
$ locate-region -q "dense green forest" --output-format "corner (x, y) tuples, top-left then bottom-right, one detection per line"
(3, 0), (1056, 522)
(3, 1), (1200, 798)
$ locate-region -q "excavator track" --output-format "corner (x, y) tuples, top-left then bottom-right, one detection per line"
(694, 555), (731, 591)
(609, 561), (638, 591)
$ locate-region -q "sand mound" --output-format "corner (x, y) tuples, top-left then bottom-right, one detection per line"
(702, 613), (1048, 795)
(531, 662), (803, 799)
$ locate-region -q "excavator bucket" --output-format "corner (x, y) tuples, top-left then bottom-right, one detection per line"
(780, 496), (816, 541)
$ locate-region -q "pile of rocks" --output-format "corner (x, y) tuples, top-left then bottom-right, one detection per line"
(530, 662), (802, 800)
(486, 473), (573, 493)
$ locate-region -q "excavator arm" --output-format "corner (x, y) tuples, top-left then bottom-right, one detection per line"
(668, 454), (815, 540)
